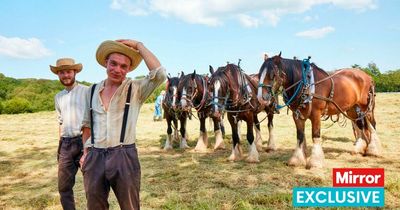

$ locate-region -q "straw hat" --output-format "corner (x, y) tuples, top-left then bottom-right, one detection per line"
(50, 58), (82, 74)
(96, 40), (143, 72)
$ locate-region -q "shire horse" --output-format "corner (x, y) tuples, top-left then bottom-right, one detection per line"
(257, 53), (379, 169)
(178, 71), (226, 151)
(209, 63), (274, 162)
(162, 76), (190, 150)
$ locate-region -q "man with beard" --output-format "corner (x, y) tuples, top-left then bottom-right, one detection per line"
(50, 58), (89, 210)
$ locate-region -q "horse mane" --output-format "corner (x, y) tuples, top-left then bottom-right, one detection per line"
(178, 73), (203, 90)
(209, 65), (234, 89)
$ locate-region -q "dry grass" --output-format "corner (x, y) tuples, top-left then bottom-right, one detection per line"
(0, 93), (399, 209)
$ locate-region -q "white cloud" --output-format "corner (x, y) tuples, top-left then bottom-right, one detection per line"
(237, 14), (261, 28)
(110, 0), (377, 27)
(303, 15), (319, 22)
(295, 26), (335, 39)
(111, 0), (149, 16)
(0, 35), (52, 59)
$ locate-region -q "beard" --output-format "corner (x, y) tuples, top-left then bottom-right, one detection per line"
(60, 77), (76, 87)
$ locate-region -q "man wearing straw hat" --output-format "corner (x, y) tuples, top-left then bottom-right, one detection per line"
(80, 39), (166, 210)
(50, 58), (89, 210)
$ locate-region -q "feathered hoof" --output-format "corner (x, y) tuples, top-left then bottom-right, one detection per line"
(163, 145), (173, 151)
(213, 142), (226, 150)
(306, 158), (324, 169)
(365, 145), (380, 157)
(246, 156), (260, 163)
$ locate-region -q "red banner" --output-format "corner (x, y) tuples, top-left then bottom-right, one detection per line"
(332, 168), (384, 187)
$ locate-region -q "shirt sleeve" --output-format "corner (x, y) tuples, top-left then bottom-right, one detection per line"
(135, 66), (167, 103)
(82, 85), (93, 128)
(55, 94), (62, 125)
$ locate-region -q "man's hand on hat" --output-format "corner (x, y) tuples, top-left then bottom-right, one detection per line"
(116, 39), (143, 51)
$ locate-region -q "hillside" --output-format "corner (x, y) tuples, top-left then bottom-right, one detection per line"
(0, 73), (166, 114)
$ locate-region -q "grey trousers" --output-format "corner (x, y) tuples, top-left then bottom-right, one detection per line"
(82, 144), (141, 210)
(58, 136), (83, 210)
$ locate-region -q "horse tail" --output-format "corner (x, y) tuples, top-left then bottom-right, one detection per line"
(366, 81), (376, 129)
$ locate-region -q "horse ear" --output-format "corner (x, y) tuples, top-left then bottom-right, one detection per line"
(278, 51), (282, 57)
(180, 71), (185, 79)
(264, 53), (268, 60)
(209, 65), (215, 74)
(191, 70), (196, 79)
(167, 73), (171, 81)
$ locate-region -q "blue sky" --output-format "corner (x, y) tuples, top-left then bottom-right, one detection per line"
(0, 0), (399, 83)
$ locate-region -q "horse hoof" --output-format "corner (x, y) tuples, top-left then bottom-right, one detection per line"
(365, 147), (380, 157)
(288, 151), (306, 167)
(306, 161), (324, 169)
(163, 146), (173, 151)
(180, 145), (190, 149)
(194, 145), (207, 153)
(213, 143), (226, 150)
(246, 157), (260, 163)
(228, 155), (241, 162)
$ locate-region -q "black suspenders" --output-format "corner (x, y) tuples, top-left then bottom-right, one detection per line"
(89, 83), (132, 146)
(90, 84), (97, 145)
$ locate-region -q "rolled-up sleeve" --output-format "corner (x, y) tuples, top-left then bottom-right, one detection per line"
(82, 85), (92, 128)
(55, 95), (62, 125)
(136, 66), (167, 103)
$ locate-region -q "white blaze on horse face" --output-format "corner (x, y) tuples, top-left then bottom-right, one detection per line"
(257, 67), (267, 101)
(213, 80), (221, 112)
(172, 86), (177, 107)
(181, 88), (187, 108)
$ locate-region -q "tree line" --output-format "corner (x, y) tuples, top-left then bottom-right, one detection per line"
(0, 73), (166, 115)
(0, 63), (399, 114)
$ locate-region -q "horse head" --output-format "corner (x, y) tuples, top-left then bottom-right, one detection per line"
(178, 70), (208, 112)
(257, 52), (286, 106)
(165, 76), (180, 111)
(208, 64), (240, 118)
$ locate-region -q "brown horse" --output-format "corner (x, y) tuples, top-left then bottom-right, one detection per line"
(178, 71), (226, 151)
(162, 76), (190, 150)
(209, 63), (272, 162)
(257, 53), (379, 169)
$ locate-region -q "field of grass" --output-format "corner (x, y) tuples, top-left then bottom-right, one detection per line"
(0, 93), (399, 209)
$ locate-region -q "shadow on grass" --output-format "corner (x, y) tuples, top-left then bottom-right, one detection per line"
(138, 144), (330, 209)
(322, 135), (353, 143)
(0, 145), (60, 209)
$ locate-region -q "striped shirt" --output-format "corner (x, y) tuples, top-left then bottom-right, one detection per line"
(55, 83), (89, 138)
(82, 66), (166, 148)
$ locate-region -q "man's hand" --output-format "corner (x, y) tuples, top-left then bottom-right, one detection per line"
(116, 39), (142, 51)
(80, 149), (88, 168)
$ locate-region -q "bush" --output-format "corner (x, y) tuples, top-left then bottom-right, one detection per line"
(2, 98), (33, 114)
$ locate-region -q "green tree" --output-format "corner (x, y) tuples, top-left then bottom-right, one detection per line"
(2, 98), (33, 114)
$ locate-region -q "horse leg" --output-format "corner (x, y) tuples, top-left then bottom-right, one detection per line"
(220, 120), (226, 136)
(195, 115), (208, 152)
(228, 113), (242, 161)
(365, 115), (381, 156)
(288, 115), (307, 167)
(306, 113), (325, 169)
(246, 114), (260, 163)
(253, 114), (263, 152)
(173, 118), (179, 142)
(213, 117), (225, 150)
(164, 117), (173, 150)
(265, 111), (276, 152)
(352, 121), (367, 155)
(179, 116), (190, 149)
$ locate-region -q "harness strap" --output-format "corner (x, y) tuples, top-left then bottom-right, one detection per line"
(90, 84), (97, 145)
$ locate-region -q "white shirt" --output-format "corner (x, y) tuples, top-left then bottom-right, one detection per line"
(83, 66), (167, 148)
(55, 83), (89, 137)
